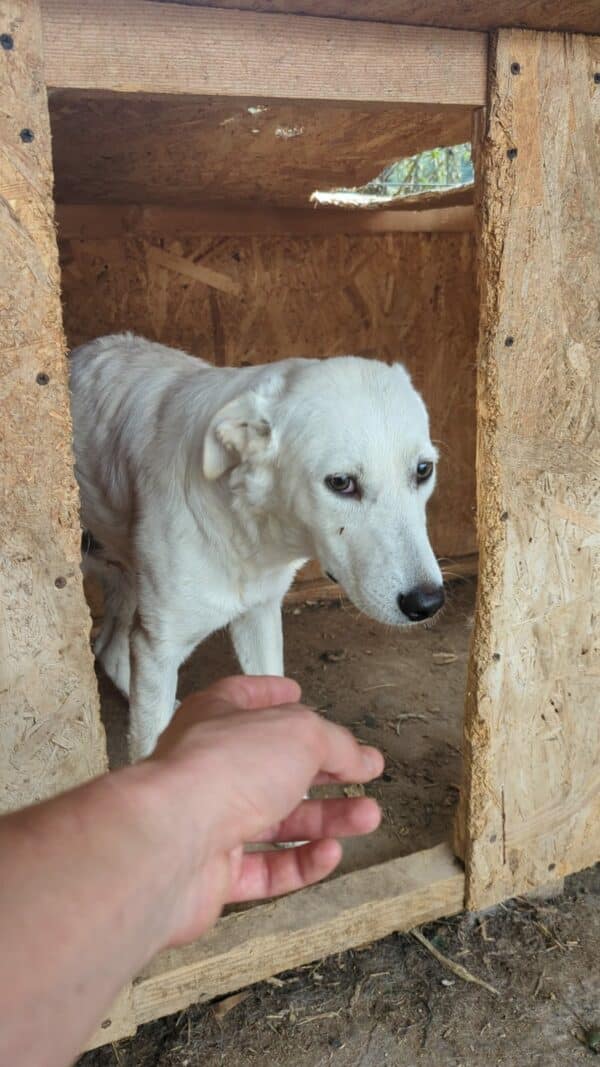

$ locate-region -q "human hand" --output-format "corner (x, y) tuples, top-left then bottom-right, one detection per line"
(148, 676), (384, 946)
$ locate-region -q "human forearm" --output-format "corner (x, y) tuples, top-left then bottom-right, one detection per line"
(0, 677), (383, 1067)
(0, 764), (191, 1067)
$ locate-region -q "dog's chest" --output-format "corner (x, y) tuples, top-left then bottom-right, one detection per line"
(171, 547), (296, 624)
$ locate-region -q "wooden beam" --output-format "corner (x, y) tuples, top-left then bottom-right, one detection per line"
(56, 202), (476, 240)
(0, 1), (108, 812)
(86, 842), (463, 1047)
(147, 1), (600, 35)
(40, 0), (487, 105)
(456, 30), (600, 909)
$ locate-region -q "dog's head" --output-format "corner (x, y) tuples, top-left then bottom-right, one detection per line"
(203, 357), (444, 626)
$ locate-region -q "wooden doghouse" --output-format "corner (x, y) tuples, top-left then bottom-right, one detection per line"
(1, 0), (598, 1049)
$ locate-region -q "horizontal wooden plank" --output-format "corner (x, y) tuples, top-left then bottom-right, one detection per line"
(56, 203), (475, 240)
(148, 0), (600, 35)
(41, 0), (486, 105)
(132, 843), (464, 1029)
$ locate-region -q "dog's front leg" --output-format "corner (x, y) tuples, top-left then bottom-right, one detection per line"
(231, 598), (310, 840)
(128, 618), (181, 762)
(229, 599), (284, 676)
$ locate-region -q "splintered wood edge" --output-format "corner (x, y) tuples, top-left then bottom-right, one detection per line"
(85, 842), (464, 1048)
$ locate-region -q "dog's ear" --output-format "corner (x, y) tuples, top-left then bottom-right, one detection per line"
(202, 388), (276, 481)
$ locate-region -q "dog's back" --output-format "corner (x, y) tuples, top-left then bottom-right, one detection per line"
(70, 333), (213, 563)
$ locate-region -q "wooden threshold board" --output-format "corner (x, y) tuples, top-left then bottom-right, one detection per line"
(86, 842), (464, 1049)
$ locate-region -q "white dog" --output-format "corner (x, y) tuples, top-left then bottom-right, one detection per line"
(70, 334), (444, 760)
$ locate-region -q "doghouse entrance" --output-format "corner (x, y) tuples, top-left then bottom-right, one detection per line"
(46, 46), (480, 1036)
(50, 83), (479, 868)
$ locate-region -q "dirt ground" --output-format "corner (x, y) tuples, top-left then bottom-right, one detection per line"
(80, 579), (600, 1067)
(98, 578), (472, 869)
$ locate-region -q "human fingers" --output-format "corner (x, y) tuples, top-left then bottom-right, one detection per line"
(310, 752), (384, 787)
(255, 796), (381, 844)
(227, 839), (343, 903)
(305, 715), (384, 784)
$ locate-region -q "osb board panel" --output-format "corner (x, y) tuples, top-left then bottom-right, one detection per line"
(59, 231), (477, 561)
(152, 0), (600, 34)
(0, 1), (106, 812)
(48, 92), (473, 209)
(458, 31), (600, 909)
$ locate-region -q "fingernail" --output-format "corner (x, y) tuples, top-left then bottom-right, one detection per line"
(363, 749), (383, 775)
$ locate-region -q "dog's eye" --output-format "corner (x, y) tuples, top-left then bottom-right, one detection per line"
(325, 474), (358, 496)
(416, 461), (434, 484)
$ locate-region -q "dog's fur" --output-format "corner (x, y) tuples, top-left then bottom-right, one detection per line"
(70, 334), (442, 760)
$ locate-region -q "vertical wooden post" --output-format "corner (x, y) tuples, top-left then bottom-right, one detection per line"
(0, 0), (107, 812)
(457, 29), (600, 908)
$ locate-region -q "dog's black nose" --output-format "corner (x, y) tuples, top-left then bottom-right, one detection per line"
(398, 584), (445, 621)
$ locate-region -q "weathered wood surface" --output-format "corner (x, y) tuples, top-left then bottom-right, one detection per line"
(137, 844), (463, 1033)
(85, 843), (463, 1048)
(457, 30), (600, 908)
(150, 0), (600, 35)
(41, 0), (486, 105)
(0, 0), (106, 811)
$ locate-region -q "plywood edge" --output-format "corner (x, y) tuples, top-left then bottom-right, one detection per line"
(321, 183), (476, 212)
(132, 843), (464, 1029)
(41, 0), (486, 106)
(56, 202), (475, 240)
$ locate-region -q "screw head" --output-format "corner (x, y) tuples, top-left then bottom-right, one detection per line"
(54, 576), (67, 589)
(19, 127), (34, 143)
(510, 61), (521, 74)
(36, 371), (49, 385)
(504, 335), (514, 347)
(507, 147), (518, 160)
(0, 32), (14, 50)
(594, 72), (600, 84)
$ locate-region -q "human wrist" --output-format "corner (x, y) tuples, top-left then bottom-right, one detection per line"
(101, 760), (210, 953)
